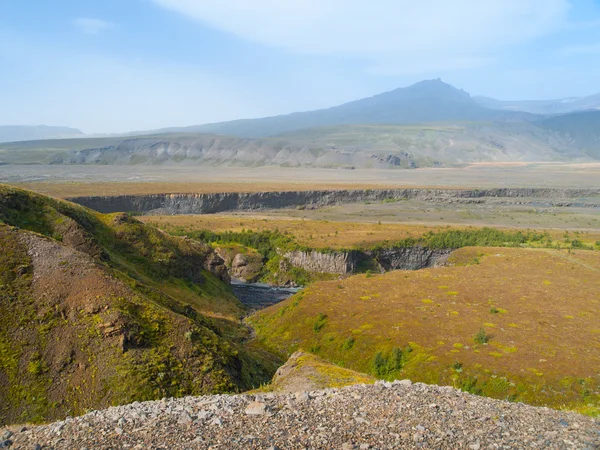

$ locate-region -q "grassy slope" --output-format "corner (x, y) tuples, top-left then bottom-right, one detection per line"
(0, 185), (279, 425)
(248, 247), (600, 414)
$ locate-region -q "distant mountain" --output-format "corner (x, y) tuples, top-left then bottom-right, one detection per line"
(474, 93), (600, 115)
(0, 125), (84, 143)
(536, 110), (600, 158)
(2, 114), (599, 168)
(153, 79), (536, 138)
(3, 81), (600, 168)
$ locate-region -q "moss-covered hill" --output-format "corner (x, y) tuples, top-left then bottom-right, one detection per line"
(0, 185), (279, 426)
(248, 247), (600, 415)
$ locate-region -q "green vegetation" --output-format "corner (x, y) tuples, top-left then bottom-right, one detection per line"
(313, 313), (328, 333)
(0, 185), (280, 425)
(473, 329), (492, 345)
(372, 347), (411, 379)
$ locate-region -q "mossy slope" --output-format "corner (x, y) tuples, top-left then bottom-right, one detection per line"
(0, 185), (279, 425)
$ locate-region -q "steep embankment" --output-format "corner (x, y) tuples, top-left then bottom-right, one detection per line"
(4, 381), (598, 449)
(68, 187), (600, 215)
(0, 185), (278, 426)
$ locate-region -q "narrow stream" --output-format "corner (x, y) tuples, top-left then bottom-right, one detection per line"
(230, 279), (301, 312)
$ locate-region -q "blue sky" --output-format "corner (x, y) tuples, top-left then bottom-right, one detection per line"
(1, 0), (600, 133)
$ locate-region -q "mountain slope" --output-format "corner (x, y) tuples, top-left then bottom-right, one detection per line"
(156, 79), (537, 138)
(474, 93), (600, 115)
(0, 126), (83, 144)
(536, 110), (600, 158)
(0, 185), (278, 425)
(2, 118), (598, 169)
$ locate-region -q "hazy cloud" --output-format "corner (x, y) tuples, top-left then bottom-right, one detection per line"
(74, 17), (114, 35)
(152, 0), (570, 73)
(558, 41), (600, 57)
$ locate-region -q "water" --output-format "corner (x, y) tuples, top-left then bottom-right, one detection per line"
(230, 279), (301, 311)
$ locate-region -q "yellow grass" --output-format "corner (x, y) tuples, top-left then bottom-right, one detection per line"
(249, 247), (600, 410)
(142, 215), (600, 250)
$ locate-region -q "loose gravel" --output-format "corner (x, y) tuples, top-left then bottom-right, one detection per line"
(3, 381), (599, 449)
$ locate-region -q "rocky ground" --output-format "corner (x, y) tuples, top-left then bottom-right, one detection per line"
(3, 381), (598, 450)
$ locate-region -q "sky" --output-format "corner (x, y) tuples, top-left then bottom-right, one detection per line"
(1, 0), (600, 133)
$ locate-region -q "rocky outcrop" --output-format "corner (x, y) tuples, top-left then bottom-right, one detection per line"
(214, 247), (263, 283)
(67, 187), (600, 215)
(283, 247), (450, 274)
(284, 250), (360, 274)
(371, 247), (452, 271)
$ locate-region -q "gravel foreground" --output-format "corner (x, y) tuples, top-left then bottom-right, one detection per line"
(3, 381), (599, 450)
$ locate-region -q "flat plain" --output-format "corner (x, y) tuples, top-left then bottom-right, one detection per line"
(4, 163), (600, 197)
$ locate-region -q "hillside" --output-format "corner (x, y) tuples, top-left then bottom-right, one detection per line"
(0, 126), (83, 144)
(0, 185), (279, 425)
(249, 246), (600, 413)
(155, 79), (536, 138)
(537, 111), (600, 158)
(1, 120), (599, 168)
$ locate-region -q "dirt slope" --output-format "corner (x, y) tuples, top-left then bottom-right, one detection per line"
(0, 185), (278, 425)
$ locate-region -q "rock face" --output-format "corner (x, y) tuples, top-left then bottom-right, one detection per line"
(67, 187), (600, 215)
(214, 247), (263, 282)
(6, 381), (599, 449)
(371, 247), (452, 271)
(283, 247), (450, 274)
(284, 250), (360, 274)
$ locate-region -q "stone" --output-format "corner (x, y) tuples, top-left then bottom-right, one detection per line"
(396, 379), (412, 386)
(244, 402), (268, 415)
(295, 392), (310, 402)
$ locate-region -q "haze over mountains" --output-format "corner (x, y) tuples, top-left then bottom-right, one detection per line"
(0, 125), (83, 144)
(2, 79), (600, 168)
(474, 93), (600, 115)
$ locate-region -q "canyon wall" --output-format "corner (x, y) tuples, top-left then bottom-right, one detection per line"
(67, 188), (600, 215)
(283, 247), (451, 274)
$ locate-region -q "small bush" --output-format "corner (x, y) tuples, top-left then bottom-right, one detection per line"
(371, 346), (410, 378)
(342, 337), (355, 350)
(452, 361), (463, 373)
(490, 307), (499, 314)
(28, 359), (45, 376)
(473, 328), (491, 345)
(313, 313), (327, 333)
(365, 270), (373, 278)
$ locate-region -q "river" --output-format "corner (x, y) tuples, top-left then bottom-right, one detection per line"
(230, 279), (301, 312)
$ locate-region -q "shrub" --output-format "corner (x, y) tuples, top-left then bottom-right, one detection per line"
(313, 313), (327, 333)
(473, 328), (491, 345)
(365, 270), (373, 278)
(342, 337), (355, 350)
(372, 352), (387, 376)
(490, 307), (499, 314)
(371, 346), (410, 378)
(28, 359), (45, 376)
(452, 361), (463, 373)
